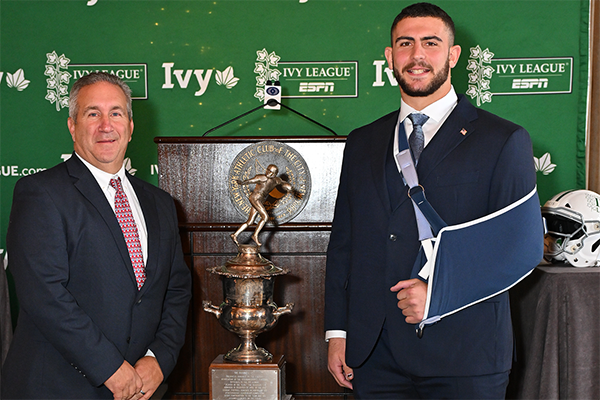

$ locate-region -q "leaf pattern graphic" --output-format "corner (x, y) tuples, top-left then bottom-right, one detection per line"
(466, 60), (478, 72)
(6, 69), (30, 91)
(46, 51), (58, 64)
(267, 69), (281, 81)
(480, 92), (493, 104)
(215, 66), (239, 89)
(256, 49), (269, 63)
(267, 52), (280, 67)
(45, 91), (58, 103)
(481, 49), (494, 63)
(60, 71), (72, 83)
(254, 63), (266, 74)
(47, 77), (58, 89)
(466, 86), (478, 99)
(482, 66), (494, 79)
(465, 45), (494, 106)
(534, 153), (556, 175)
(253, 48), (281, 103)
(469, 46), (481, 59)
(124, 158), (137, 176)
(58, 55), (70, 68)
(254, 87), (265, 102)
(44, 51), (71, 111)
(256, 75), (267, 86)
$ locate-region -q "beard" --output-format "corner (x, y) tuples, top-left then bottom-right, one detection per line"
(393, 58), (450, 97)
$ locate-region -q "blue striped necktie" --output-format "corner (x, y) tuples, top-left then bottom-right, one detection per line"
(408, 113), (429, 163)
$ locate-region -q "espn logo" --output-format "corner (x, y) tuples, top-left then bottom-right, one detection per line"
(299, 82), (335, 93)
(512, 78), (548, 89)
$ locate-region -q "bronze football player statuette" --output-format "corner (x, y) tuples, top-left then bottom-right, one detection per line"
(231, 164), (301, 246)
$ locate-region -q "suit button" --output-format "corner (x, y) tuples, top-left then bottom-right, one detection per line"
(127, 337), (131, 343)
(389, 234), (397, 241)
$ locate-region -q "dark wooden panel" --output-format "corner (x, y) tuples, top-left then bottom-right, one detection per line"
(192, 231), (331, 255)
(156, 137), (345, 224)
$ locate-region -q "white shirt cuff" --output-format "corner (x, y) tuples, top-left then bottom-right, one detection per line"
(325, 330), (347, 342)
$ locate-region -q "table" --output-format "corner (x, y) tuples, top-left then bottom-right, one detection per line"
(509, 265), (600, 399)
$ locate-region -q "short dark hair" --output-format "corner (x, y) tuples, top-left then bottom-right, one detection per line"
(390, 2), (456, 46)
(69, 71), (132, 123)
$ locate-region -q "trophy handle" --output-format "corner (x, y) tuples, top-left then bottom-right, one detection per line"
(273, 302), (294, 317)
(203, 300), (222, 318)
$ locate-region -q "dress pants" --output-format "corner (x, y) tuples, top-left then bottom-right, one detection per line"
(351, 323), (510, 399)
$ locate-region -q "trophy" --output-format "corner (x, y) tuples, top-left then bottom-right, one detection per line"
(202, 243), (293, 363)
(204, 163), (300, 399)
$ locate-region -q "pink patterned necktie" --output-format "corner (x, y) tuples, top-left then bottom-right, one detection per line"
(110, 177), (146, 290)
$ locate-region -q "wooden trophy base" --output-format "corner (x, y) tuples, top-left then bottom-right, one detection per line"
(209, 354), (293, 400)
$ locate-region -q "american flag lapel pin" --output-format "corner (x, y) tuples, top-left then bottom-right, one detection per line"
(460, 128), (467, 135)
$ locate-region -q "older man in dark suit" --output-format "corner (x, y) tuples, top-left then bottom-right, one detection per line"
(325, 3), (538, 399)
(1, 72), (191, 400)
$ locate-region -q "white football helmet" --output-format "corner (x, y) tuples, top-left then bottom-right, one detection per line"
(542, 189), (600, 267)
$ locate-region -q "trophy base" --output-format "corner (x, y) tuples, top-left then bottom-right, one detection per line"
(224, 343), (273, 363)
(209, 354), (292, 400)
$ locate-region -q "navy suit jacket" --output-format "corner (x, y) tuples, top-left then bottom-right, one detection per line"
(324, 95), (536, 377)
(1, 154), (191, 399)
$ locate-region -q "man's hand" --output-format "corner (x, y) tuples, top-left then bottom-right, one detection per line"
(134, 356), (164, 400)
(390, 278), (428, 324)
(327, 338), (353, 389)
(104, 360), (144, 400)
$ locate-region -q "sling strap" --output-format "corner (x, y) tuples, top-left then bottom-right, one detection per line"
(395, 121), (447, 240)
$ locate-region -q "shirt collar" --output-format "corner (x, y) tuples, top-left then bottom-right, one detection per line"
(399, 86), (458, 124)
(74, 152), (126, 190)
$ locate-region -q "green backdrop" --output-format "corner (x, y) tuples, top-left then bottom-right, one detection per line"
(0, 0), (590, 254)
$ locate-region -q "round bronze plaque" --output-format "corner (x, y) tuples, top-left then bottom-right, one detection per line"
(228, 141), (311, 225)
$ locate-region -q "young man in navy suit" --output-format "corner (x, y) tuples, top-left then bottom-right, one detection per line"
(2, 72), (191, 400)
(325, 3), (537, 398)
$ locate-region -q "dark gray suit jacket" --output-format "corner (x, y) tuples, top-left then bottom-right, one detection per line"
(325, 95), (537, 377)
(1, 154), (191, 399)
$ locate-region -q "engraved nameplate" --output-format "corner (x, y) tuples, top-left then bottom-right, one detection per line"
(212, 369), (279, 400)
(209, 354), (290, 400)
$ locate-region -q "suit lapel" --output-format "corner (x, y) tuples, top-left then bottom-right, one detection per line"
(417, 95), (478, 183)
(66, 155), (139, 289)
(370, 111), (399, 214)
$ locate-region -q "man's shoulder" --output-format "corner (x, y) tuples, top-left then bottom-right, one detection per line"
(15, 159), (70, 188)
(456, 94), (523, 133)
(345, 109), (398, 146)
(474, 107), (521, 131)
